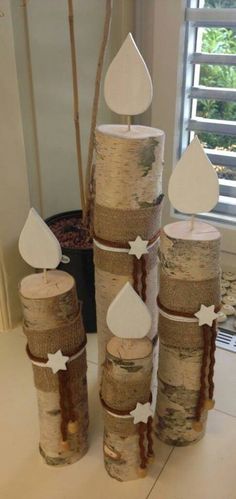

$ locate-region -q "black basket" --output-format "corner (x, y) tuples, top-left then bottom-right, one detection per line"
(46, 210), (96, 333)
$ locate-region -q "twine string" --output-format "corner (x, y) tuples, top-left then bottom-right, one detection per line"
(147, 416), (154, 457)
(141, 255), (147, 302)
(208, 320), (217, 400)
(26, 340), (87, 443)
(133, 258), (140, 295)
(58, 371), (70, 443)
(138, 422), (148, 469)
(195, 325), (210, 422)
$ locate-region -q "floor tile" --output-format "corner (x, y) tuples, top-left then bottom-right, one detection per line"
(0, 329), (172, 499)
(148, 410), (236, 499)
(214, 348), (236, 418)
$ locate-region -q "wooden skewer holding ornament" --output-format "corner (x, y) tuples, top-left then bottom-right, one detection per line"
(104, 32), (153, 133)
(168, 135), (219, 230)
(94, 32), (165, 375)
(101, 282), (156, 481)
(156, 137), (221, 445)
(18, 208), (89, 466)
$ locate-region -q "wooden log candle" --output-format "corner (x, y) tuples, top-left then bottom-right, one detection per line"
(156, 220), (221, 445)
(93, 34), (165, 374)
(101, 337), (153, 481)
(100, 283), (155, 481)
(18, 209), (89, 465)
(94, 124), (164, 371)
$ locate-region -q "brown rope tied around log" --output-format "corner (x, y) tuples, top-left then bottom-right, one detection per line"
(157, 296), (220, 430)
(132, 255), (147, 302)
(138, 422), (148, 470)
(26, 338), (87, 446)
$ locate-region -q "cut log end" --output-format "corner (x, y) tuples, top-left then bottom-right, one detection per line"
(20, 270), (74, 299)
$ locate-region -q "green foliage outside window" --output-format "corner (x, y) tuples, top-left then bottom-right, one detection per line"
(196, 0), (236, 153)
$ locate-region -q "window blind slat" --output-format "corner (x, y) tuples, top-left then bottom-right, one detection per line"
(190, 86), (236, 101)
(186, 8), (236, 26)
(182, 5), (236, 223)
(205, 149), (236, 169)
(191, 53), (236, 65)
(188, 117), (236, 135)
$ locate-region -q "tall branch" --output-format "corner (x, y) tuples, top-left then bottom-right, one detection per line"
(68, 0), (86, 213)
(85, 0), (112, 220)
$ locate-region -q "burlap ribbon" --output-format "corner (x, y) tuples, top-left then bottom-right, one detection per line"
(24, 310), (86, 392)
(159, 270), (221, 314)
(94, 198), (164, 242)
(101, 365), (152, 412)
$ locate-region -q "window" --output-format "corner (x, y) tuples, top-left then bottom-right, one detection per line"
(181, 0), (236, 224)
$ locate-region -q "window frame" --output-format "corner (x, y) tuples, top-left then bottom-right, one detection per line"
(181, 1), (236, 224)
(148, 0), (236, 258)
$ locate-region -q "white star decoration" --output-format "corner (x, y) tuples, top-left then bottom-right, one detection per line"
(46, 350), (69, 374)
(128, 236), (148, 260)
(130, 402), (153, 424)
(194, 304), (218, 327)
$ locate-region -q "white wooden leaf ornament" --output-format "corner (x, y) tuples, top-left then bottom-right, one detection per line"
(104, 32), (153, 116)
(168, 136), (219, 214)
(106, 282), (151, 339)
(19, 208), (62, 269)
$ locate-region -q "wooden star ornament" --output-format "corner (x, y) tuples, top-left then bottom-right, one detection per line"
(194, 304), (218, 327)
(130, 402), (153, 424)
(128, 236), (148, 260)
(46, 350), (69, 374)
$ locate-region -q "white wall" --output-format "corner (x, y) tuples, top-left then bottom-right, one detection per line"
(11, 0), (134, 219)
(0, 0), (30, 330)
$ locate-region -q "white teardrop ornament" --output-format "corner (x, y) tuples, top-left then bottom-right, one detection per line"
(106, 282), (151, 339)
(168, 136), (219, 214)
(104, 32), (153, 116)
(19, 208), (62, 269)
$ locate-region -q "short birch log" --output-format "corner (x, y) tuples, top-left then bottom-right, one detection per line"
(156, 220), (221, 446)
(101, 337), (153, 481)
(19, 270), (89, 465)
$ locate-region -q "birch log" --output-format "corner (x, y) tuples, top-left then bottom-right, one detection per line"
(94, 124), (165, 373)
(156, 220), (221, 446)
(101, 337), (153, 481)
(19, 270), (89, 465)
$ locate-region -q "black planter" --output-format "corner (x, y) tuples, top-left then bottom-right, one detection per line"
(46, 210), (96, 333)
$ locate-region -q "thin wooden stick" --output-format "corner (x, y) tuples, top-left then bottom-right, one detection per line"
(22, 0), (44, 216)
(68, 0), (86, 213)
(84, 0), (112, 222)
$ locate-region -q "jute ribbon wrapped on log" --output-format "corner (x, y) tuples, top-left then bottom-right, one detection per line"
(19, 270), (89, 465)
(156, 221), (221, 445)
(94, 125), (165, 372)
(101, 337), (154, 481)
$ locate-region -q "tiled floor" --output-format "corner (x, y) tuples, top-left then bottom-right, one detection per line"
(0, 328), (235, 499)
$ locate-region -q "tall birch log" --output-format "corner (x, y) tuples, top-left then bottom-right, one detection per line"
(94, 125), (165, 373)
(156, 220), (221, 446)
(19, 270), (89, 465)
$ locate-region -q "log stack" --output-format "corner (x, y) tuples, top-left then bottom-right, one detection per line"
(94, 124), (165, 373)
(156, 220), (221, 445)
(19, 270), (89, 465)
